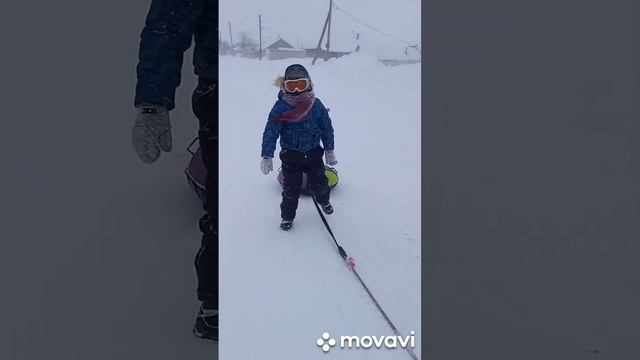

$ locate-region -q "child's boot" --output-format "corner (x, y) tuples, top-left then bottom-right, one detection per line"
(320, 202), (333, 215)
(280, 219), (293, 231)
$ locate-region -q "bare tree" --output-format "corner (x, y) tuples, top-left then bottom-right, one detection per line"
(237, 31), (258, 57)
(219, 40), (232, 55)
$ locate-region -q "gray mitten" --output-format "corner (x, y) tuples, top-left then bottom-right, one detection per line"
(260, 157), (273, 175)
(325, 150), (338, 166)
(132, 104), (172, 164)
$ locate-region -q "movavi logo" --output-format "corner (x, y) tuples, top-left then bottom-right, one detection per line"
(317, 331), (416, 353)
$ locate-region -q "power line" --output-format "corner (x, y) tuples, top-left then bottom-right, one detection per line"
(333, 3), (418, 49)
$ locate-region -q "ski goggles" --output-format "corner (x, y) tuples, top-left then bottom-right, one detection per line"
(284, 78), (311, 93)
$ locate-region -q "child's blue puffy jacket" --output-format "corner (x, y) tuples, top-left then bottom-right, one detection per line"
(261, 91), (335, 158)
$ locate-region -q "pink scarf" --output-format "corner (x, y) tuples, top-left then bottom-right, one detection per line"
(272, 91), (316, 123)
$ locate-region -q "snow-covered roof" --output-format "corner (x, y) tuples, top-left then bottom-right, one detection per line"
(265, 38), (294, 50)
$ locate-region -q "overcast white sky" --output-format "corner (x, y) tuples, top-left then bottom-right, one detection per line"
(219, 0), (421, 59)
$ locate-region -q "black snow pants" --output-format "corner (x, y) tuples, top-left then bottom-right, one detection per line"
(192, 77), (218, 308)
(279, 146), (330, 221)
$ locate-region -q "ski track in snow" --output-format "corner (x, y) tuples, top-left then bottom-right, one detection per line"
(219, 55), (421, 359)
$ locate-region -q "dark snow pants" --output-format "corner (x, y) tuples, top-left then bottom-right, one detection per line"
(279, 146), (330, 221)
(192, 78), (218, 308)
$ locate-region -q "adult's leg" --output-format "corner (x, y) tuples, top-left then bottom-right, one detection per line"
(305, 146), (330, 205)
(279, 149), (304, 221)
(192, 77), (218, 308)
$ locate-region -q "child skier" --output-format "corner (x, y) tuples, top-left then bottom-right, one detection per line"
(260, 64), (338, 231)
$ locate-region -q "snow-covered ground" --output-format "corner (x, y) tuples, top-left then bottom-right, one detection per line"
(219, 54), (421, 359)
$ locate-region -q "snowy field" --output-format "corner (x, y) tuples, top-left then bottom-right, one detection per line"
(219, 54), (421, 359)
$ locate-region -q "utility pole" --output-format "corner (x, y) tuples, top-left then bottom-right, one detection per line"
(228, 21), (234, 56)
(325, 0), (333, 61)
(312, 1), (332, 65)
(258, 15), (263, 60)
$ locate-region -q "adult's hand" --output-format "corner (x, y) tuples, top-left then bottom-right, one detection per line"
(132, 104), (172, 164)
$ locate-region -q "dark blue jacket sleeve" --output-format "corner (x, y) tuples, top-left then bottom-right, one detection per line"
(193, 0), (218, 80)
(316, 99), (335, 151)
(261, 101), (287, 158)
(134, 0), (204, 110)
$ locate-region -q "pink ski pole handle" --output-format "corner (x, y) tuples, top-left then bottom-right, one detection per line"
(347, 257), (356, 269)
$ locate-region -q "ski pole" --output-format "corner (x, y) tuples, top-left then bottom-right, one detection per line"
(311, 196), (419, 360)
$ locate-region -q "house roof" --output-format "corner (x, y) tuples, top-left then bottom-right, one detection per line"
(265, 38), (294, 50)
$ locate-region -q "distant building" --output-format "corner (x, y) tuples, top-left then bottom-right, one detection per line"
(265, 38), (307, 60)
(303, 48), (351, 60)
(258, 37), (418, 65)
(265, 38), (295, 51)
